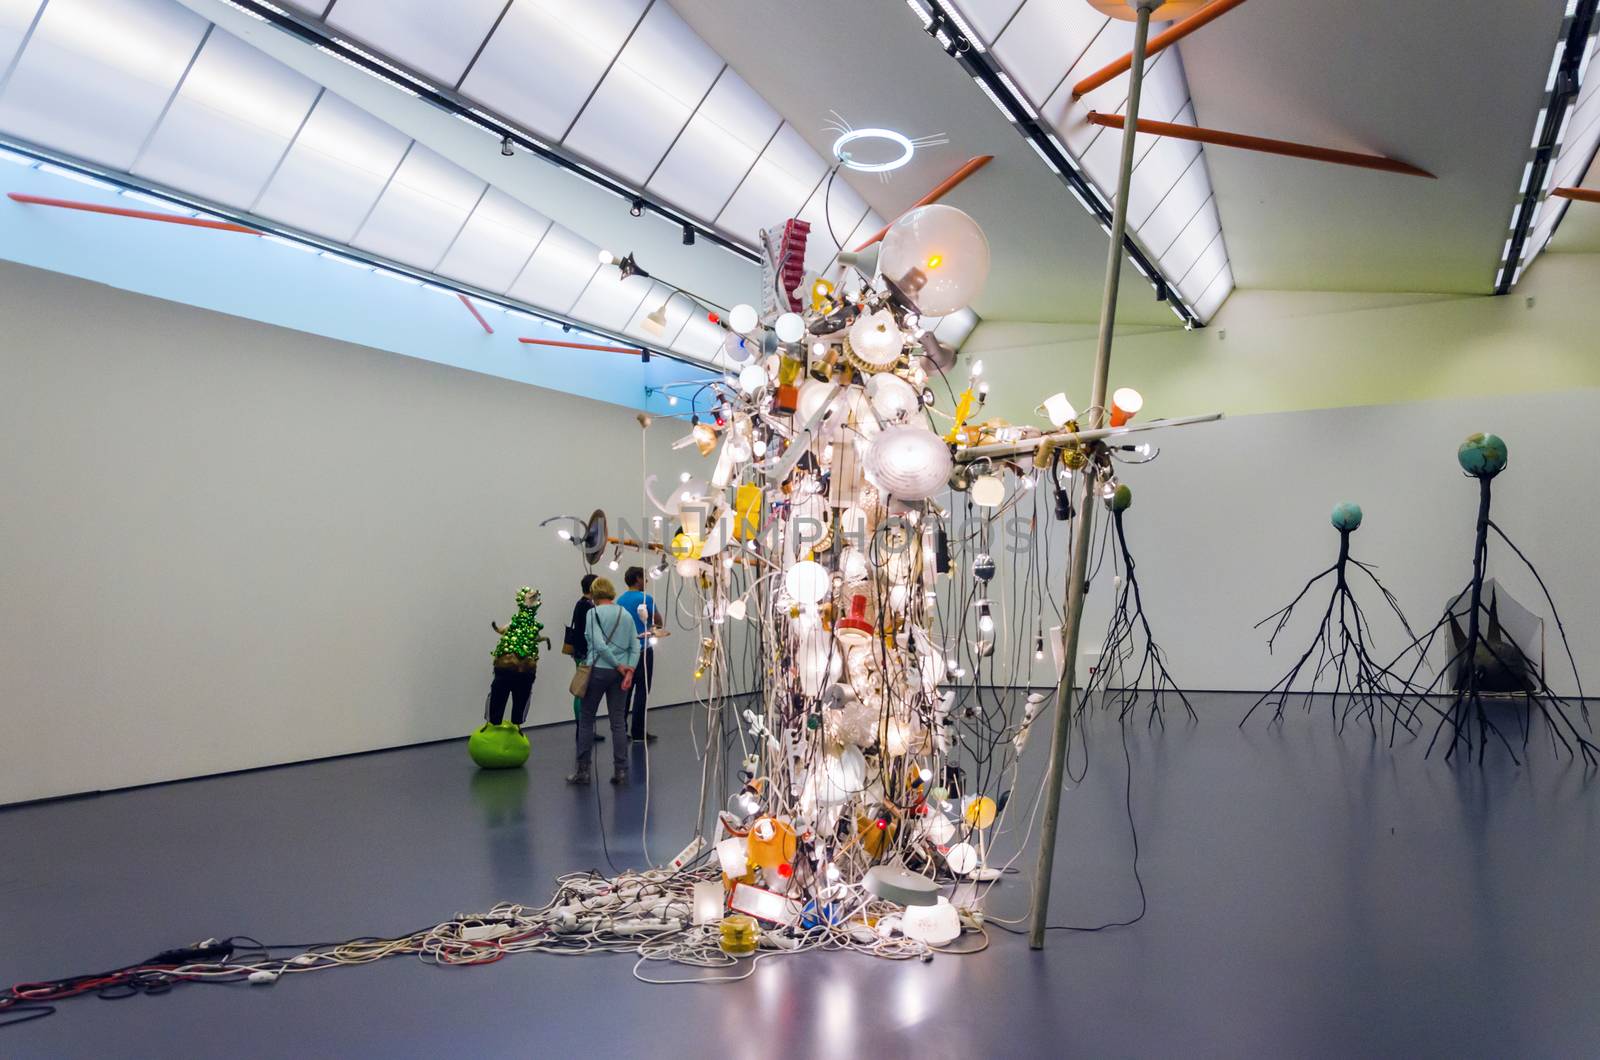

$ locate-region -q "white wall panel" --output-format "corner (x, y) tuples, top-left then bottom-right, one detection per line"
(325, 0), (507, 86)
(506, 224), (602, 312)
(352, 142), (485, 268)
(435, 187), (552, 293)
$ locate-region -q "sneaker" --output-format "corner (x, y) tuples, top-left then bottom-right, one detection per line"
(566, 768), (592, 785)
(610, 769), (629, 786)
(594, 732), (606, 743)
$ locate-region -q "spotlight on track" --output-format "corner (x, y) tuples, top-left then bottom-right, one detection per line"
(682, 224), (695, 246)
(630, 198), (645, 218)
(500, 135), (514, 157)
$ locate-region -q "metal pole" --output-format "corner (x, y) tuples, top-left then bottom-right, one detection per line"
(1029, 0), (1157, 950)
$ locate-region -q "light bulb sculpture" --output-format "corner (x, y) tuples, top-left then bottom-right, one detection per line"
(1400, 435), (1596, 766)
(1081, 485), (1195, 726)
(1239, 502), (1423, 742)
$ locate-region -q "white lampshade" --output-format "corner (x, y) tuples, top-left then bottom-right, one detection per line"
(796, 626), (833, 697)
(775, 312), (805, 343)
(729, 303), (759, 335)
(796, 379), (851, 439)
(865, 425), (952, 501)
(970, 475), (1005, 508)
(847, 308), (905, 370)
(945, 841), (978, 876)
(901, 896), (960, 944)
(723, 332), (752, 363)
(866, 372), (920, 422)
(879, 204), (990, 316)
(715, 836), (749, 877)
(1039, 392), (1077, 427)
(785, 559), (831, 604)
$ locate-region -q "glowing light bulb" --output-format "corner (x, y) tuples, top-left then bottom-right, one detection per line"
(597, 249), (615, 266)
(811, 340), (827, 357)
(752, 438), (767, 457)
(667, 395), (679, 406)
(557, 529), (572, 540)
(978, 614), (995, 634)
(879, 204), (990, 315)
(971, 359), (984, 377)
(680, 471), (692, 483)
(775, 312), (805, 344)
(608, 558), (619, 571)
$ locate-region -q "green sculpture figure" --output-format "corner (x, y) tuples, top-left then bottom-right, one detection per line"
(470, 587), (546, 769)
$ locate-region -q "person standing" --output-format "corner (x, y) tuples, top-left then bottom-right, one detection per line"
(616, 566), (665, 743)
(562, 573), (603, 743)
(568, 577), (637, 785)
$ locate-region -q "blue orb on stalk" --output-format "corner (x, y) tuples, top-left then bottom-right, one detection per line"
(1330, 502), (1363, 532)
(1457, 433), (1508, 478)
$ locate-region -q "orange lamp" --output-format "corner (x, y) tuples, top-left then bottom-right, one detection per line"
(1109, 387), (1143, 428)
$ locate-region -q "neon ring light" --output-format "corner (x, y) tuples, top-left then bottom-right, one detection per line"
(832, 128), (916, 173)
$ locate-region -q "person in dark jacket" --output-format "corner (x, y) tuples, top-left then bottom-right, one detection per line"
(565, 573), (603, 742)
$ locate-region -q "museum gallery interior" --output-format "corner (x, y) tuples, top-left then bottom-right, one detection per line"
(2, 0), (1599, 1055)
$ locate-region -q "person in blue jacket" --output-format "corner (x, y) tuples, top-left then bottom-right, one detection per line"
(616, 566), (666, 743)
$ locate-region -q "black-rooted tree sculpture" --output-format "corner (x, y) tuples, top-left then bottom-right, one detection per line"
(1083, 484), (1196, 726)
(1240, 501), (1421, 740)
(1399, 433), (1596, 766)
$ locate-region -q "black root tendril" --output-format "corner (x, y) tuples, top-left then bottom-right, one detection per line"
(1083, 509), (1196, 727)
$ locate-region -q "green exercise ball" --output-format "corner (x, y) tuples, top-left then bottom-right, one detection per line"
(469, 722), (530, 769)
(1330, 502), (1363, 532)
(1108, 483), (1133, 513)
(1457, 433), (1507, 478)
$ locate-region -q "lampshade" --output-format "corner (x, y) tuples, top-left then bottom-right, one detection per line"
(901, 896), (961, 944)
(865, 425), (952, 501)
(945, 841), (979, 876)
(846, 308), (905, 371)
(1087, 0), (1207, 20)
(795, 626), (833, 697)
(1109, 387), (1143, 427)
(723, 332), (752, 363)
(796, 379), (850, 439)
(970, 475), (1004, 508)
(1039, 392), (1077, 427)
(641, 302), (669, 336)
(879, 204), (990, 316)
(866, 372), (920, 422)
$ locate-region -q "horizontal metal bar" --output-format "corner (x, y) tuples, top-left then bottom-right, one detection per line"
(954, 411), (1223, 462)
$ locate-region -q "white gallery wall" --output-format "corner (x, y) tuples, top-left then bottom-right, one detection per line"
(0, 261), (720, 805)
(983, 386), (1600, 699)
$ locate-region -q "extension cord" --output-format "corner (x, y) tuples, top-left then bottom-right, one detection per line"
(459, 923), (514, 943)
(609, 918), (683, 936)
(288, 954), (319, 966)
(247, 971), (279, 985)
(667, 836), (705, 871)
(759, 934), (799, 951)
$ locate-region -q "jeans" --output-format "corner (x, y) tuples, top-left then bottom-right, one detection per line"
(485, 667), (535, 726)
(577, 667), (629, 770)
(629, 645), (655, 739)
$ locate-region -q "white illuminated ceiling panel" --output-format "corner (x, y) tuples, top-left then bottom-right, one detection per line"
(716, 123), (827, 245)
(1157, 193), (1221, 282)
(0, 0), (44, 73)
(647, 67), (781, 220)
(563, 2), (724, 185)
(133, 29), (320, 209)
(435, 187), (552, 293)
(252, 90), (411, 242)
(460, 0), (648, 142)
(671, 312), (726, 362)
(989, 0), (1103, 109)
(506, 224), (603, 313)
(1194, 262), (1231, 322)
(325, 0), (507, 86)
(1124, 108), (1202, 230)
(956, 0), (1025, 43)
(0, 0), (206, 168)
(1137, 157), (1210, 257)
(1175, 227), (1226, 305)
(568, 267), (655, 331)
(352, 142), (486, 268)
(794, 170), (869, 275)
(621, 280), (696, 345)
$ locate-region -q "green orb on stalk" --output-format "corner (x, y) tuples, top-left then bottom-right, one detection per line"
(1457, 433), (1508, 478)
(1330, 502), (1363, 532)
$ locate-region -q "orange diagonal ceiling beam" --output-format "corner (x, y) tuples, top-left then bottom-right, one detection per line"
(1085, 113), (1435, 178)
(1073, 0), (1250, 99)
(1553, 186), (1600, 204)
(852, 155), (994, 252)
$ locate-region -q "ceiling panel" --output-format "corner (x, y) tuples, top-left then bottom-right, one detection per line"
(621, 279), (697, 344)
(506, 224), (603, 313)
(956, 0), (1024, 44)
(562, 2), (724, 185)
(435, 186), (552, 293)
(567, 266), (655, 330)
(990, 0), (1102, 110)
(324, 0), (508, 87)
(133, 29), (320, 208)
(0, 0), (207, 168)
(352, 141), (486, 268)
(459, 0), (648, 142)
(647, 66), (781, 220)
(252, 90), (411, 242)
(794, 169), (869, 275)
(0, 0), (44, 73)
(1194, 262), (1231, 321)
(670, 310), (727, 362)
(715, 123), (827, 246)
(1175, 227), (1226, 304)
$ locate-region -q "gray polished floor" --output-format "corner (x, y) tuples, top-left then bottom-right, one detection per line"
(2, 692), (1598, 1058)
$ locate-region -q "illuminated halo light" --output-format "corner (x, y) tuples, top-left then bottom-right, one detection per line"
(832, 128), (916, 173)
